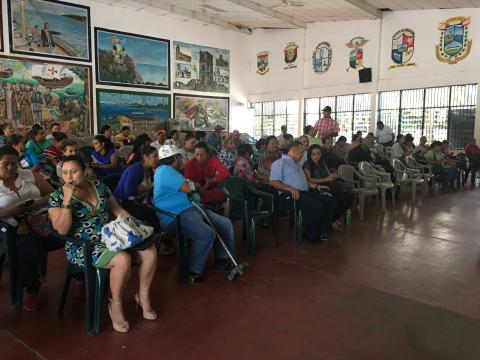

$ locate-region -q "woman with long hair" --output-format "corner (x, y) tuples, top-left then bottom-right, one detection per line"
(90, 135), (121, 178)
(126, 133), (152, 166)
(49, 155), (157, 332)
(303, 144), (353, 229)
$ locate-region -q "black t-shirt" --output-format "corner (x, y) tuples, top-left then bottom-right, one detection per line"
(348, 145), (371, 163)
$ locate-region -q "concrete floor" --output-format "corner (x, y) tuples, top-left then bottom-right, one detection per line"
(2, 185), (480, 359)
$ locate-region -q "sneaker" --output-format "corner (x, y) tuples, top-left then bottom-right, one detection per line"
(189, 272), (205, 284)
(24, 293), (40, 312)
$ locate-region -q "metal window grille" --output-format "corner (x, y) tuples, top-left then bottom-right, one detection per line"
(252, 100), (299, 138)
(304, 93), (371, 141)
(377, 84), (477, 148)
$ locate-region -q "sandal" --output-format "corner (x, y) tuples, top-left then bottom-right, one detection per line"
(134, 292), (157, 320)
(108, 299), (129, 333)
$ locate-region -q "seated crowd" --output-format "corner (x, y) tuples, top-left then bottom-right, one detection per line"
(0, 120), (476, 334)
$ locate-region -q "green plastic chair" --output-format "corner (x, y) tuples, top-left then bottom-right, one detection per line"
(146, 189), (190, 284)
(221, 177), (277, 256)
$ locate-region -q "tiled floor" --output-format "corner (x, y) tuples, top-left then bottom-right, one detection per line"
(2, 185), (480, 359)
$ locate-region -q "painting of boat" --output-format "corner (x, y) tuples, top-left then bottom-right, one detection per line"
(8, 0), (91, 62)
(31, 64), (73, 88)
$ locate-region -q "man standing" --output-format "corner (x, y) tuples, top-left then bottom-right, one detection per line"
(277, 125), (287, 148)
(207, 125), (223, 153)
(269, 141), (337, 243)
(375, 121), (394, 147)
(154, 144), (236, 283)
(314, 106), (340, 140)
(40, 23), (60, 54)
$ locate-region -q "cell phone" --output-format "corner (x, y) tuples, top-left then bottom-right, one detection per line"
(24, 199), (35, 207)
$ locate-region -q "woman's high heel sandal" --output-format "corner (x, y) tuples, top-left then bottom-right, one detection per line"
(108, 299), (130, 333)
(134, 292), (157, 320)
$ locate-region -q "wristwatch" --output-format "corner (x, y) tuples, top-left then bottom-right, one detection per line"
(61, 203), (72, 209)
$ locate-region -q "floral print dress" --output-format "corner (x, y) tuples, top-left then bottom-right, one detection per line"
(48, 181), (116, 268)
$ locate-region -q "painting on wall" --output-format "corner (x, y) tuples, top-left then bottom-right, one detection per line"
(256, 51), (269, 75)
(173, 94), (229, 132)
(283, 42), (299, 70)
(96, 89), (171, 135)
(390, 29), (415, 69)
(435, 16), (472, 65)
(95, 28), (170, 90)
(173, 41), (229, 93)
(0, 55), (92, 134)
(7, 0), (91, 62)
(312, 42), (332, 74)
(0, 6), (4, 52)
(345, 36), (369, 71)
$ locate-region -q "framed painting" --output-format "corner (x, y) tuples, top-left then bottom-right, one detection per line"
(7, 0), (91, 62)
(95, 28), (170, 90)
(0, 5), (3, 52)
(173, 93), (229, 132)
(173, 41), (229, 94)
(0, 54), (92, 134)
(96, 89), (171, 135)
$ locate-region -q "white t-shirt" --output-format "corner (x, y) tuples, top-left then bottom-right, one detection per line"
(376, 126), (394, 144)
(390, 142), (405, 160)
(0, 169), (41, 226)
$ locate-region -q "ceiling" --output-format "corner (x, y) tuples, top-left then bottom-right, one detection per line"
(93, 0), (480, 33)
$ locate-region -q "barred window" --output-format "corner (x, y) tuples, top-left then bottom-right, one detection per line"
(377, 84), (477, 148)
(304, 93), (371, 140)
(252, 100), (299, 139)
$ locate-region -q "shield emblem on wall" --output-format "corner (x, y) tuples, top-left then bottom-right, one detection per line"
(345, 36), (369, 71)
(436, 16), (472, 64)
(256, 51), (269, 75)
(284, 42), (299, 69)
(391, 29), (414, 65)
(312, 41), (332, 74)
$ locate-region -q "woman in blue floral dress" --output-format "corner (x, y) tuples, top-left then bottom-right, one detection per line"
(48, 155), (158, 333)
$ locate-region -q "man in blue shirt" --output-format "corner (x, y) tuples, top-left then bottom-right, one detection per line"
(153, 144), (236, 284)
(270, 141), (337, 243)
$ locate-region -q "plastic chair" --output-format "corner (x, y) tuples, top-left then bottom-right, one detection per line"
(406, 156), (436, 193)
(391, 159), (425, 204)
(101, 173), (123, 193)
(338, 164), (379, 220)
(146, 190), (190, 284)
(0, 221), (53, 309)
(359, 161), (395, 211)
(221, 177), (277, 256)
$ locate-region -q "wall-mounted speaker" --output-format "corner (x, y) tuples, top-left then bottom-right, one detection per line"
(359, 68), (372, 83)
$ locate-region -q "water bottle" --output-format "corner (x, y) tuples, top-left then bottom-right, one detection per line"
(345, 209), (352, 227)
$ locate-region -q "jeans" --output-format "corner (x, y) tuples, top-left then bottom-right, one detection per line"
(432, 165), (458, 187)
(167, 206), (235, 274)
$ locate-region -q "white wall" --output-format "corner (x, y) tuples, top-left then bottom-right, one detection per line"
(0, 0), (250, 133)
(249, 8), (480, 139)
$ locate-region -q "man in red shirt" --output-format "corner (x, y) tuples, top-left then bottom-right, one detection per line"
(313, 106), (340, 140)
(465, 137), (480, 185)
(183, 141), (230, 205)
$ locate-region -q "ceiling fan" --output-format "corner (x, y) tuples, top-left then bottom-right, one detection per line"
(272, 0), (305, 8)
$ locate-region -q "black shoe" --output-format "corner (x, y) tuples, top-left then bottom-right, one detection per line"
(213, 258), (234, 273)
(304, 235), (322, 244)
(189, 272), (205, 284)
(319, 234), (328, 242)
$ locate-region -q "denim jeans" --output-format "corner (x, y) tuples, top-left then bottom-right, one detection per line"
(167, 206), (235, 274)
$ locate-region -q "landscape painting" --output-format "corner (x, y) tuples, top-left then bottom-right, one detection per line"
(0, 55), (92, 134)
(173, 94), (229, 132)
(96, 89), (171, 135)
(95, 28), (170, 90)
(173, 41), (229, 93)
(8, 0), (91, 62)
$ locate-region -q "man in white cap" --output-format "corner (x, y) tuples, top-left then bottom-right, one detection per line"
(153, 144), (236, 284)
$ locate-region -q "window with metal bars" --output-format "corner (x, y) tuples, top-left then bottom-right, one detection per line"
(304, 93), (371, 140)
(252, 100), (299, 139)
(377, 84), (477, 149)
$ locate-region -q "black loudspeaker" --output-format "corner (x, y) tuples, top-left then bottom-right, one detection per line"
(359, 68), (372, 83)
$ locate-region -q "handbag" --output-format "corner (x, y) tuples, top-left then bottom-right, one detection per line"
(101, 216), (154, 252)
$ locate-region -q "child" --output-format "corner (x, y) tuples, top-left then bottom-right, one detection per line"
(44, 132), (67, 166)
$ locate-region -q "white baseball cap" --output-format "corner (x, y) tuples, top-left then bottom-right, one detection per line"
(158, 144), (181, 160)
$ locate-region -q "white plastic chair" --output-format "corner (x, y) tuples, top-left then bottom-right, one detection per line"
(338, 164), (379, 220)
(359, 161), (395, 211)
(405, 156), (436, 193)
(391, 159), (425, 204)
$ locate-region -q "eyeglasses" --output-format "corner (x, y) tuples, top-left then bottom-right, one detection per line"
(61, 168), (82, 176)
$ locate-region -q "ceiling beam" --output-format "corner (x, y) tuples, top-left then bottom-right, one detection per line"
(116, 0), (252, 34)
(344, 0), (383, 19)
(224, 0), (307, 28)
